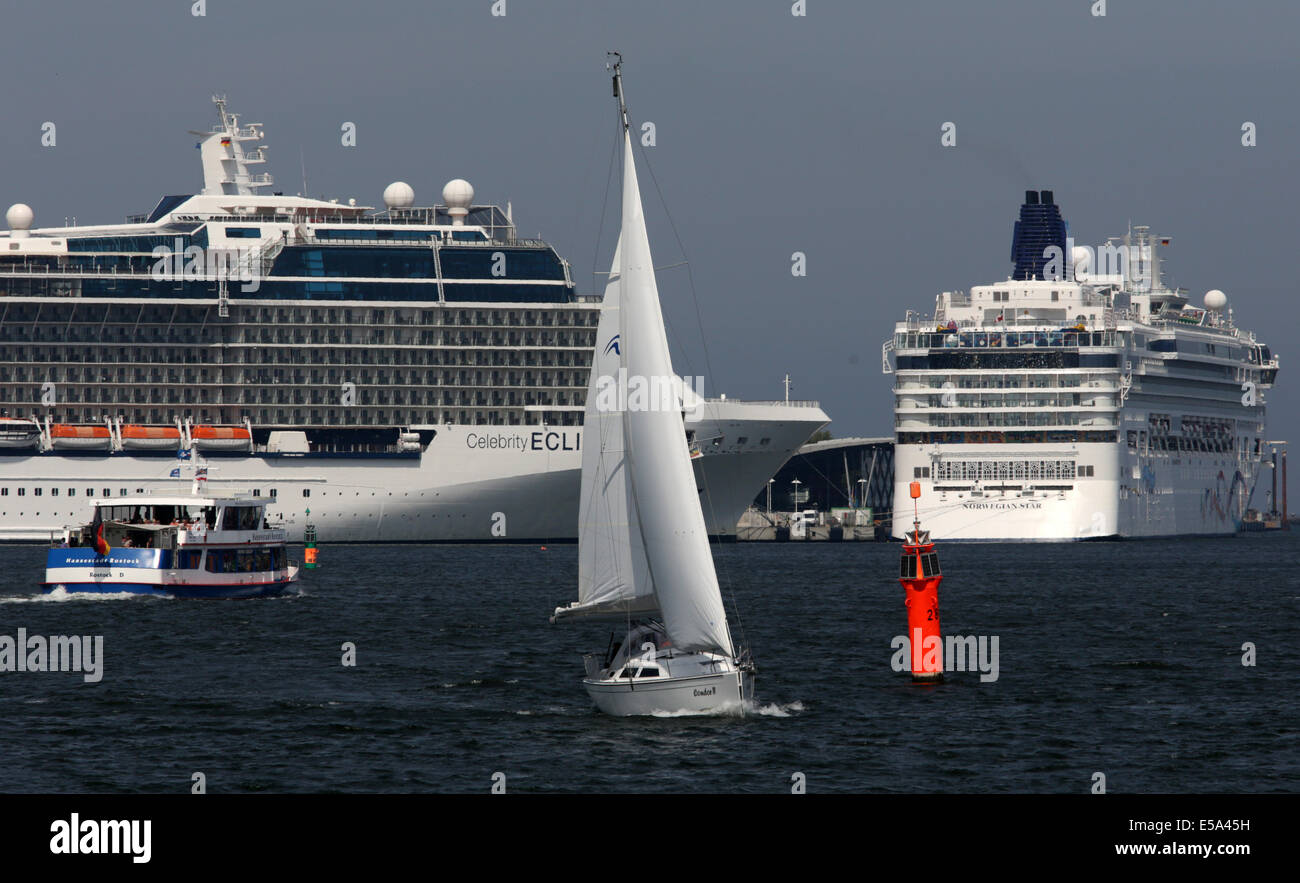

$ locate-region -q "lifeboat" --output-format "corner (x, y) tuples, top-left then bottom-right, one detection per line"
(191, 424), (252, 451)
(121, 424), (183, 451)
(50, 424), (112, 450)
(0, 417), (41, 449)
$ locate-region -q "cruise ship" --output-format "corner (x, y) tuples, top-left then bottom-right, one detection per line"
(883, 190), (1279, 540)
(0, 97), (828, 542)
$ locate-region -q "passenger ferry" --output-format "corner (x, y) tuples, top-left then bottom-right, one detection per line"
(883, 190), (1279, 540)
(0, 96), (828, 543)
(43, 493), (298, 598)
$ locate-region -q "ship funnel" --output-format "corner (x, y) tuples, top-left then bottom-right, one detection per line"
(1010, 190), (1067, 281)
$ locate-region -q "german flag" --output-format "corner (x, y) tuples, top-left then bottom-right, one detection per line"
(92, 506), (110, 557)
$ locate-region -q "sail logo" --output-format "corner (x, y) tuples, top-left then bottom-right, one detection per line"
(890, 631), (999, 682)
(593, 369), (706, 422)
(603, 335), (621, 356)
(151, 238), (262, 292)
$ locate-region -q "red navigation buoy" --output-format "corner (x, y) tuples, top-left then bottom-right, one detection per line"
(900, 480), (943, 682)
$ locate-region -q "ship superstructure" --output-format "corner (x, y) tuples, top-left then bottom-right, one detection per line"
(883, 190), (1278, 540)
(0, 97), (829, 542)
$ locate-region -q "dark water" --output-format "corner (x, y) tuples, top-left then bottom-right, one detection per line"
(2, 533), (1297, 793)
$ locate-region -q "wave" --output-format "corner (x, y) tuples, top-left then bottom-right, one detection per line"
(0, 587), (146, 604)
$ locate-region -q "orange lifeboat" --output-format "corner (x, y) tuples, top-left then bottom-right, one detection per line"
(50, 424), (112, 450)
(191, 424), (253, 451)
(121, 424), (183, 451)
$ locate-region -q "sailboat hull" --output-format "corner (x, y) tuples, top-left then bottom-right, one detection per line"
(584, 668), (752, 716)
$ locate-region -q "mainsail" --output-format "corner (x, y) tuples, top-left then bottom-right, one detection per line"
(615, 127), (734, 656)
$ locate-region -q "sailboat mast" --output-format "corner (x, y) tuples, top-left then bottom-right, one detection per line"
(610, 52), (629, 134)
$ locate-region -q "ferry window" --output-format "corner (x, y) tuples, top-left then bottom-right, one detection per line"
(18, 488), (25, 497)
(0, 488), (5, 496)
(252, 489), (261, 497)
(51, 488), (58, 497)
(68, 489), (76, 496)
(103, 489), (110, 497)
(34, 488), (42, 497)
(269, 489), (277, 497)
(303, 489), (310, 497)
(120, 489), (128, 496)
(225, 227), (261, 238)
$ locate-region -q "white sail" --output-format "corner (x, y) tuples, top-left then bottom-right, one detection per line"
(552, 236), (657, 623)
(617, 130), (734, 656)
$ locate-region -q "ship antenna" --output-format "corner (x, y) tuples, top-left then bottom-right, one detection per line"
(607, 51), (628, 133)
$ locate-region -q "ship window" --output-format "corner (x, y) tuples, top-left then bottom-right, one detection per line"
(34, 488), (42, 497)
(50, 488), (58, 497)
(103, 489), (111, 497)
(270, 489), (277, 497)
(252, 489), (261, 497)
(225, 227), (261, 238)
(303, 489), (310, 497)
(68, 489), (76, 496)
(637, 668), (661, 678)
(120, 489), (128, 496)
(0, 489), (6, 496)
(618, 668), (636, 679)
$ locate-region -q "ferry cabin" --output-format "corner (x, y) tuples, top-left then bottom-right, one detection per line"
(63, 496), (286, 575)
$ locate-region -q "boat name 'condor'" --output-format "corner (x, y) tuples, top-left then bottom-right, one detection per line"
(466, 431), (580, 452)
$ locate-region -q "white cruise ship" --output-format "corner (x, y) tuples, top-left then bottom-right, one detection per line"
(0, 97), (828, 542)
(883, 190), (1279, 541)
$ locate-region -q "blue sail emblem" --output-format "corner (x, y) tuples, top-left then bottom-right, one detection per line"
(603, 335), (621, 356)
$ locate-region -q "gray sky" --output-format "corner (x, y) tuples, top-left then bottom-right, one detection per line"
(2, 0), (1296, 448)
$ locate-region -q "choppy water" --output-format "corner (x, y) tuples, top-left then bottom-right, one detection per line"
(2, 534), (1297, 793)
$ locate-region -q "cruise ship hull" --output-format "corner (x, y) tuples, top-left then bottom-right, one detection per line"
(895, 442), (1259, 541)
(0, 404), (827, 543)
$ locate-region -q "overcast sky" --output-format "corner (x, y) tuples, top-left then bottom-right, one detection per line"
(2, 0), (1295, 449)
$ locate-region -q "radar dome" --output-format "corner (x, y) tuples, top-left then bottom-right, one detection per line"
(1070, 246), (1091, 279)
(383, 181), (415, 210)
(6, 203), (33, 230)
(442, 178), (474, 209)
(1204, 289), (1228, 311)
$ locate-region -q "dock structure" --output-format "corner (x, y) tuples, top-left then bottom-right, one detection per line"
(740, 436), (894, 541)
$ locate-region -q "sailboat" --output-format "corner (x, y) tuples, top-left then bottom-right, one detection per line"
(550, 56), (755, 716)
